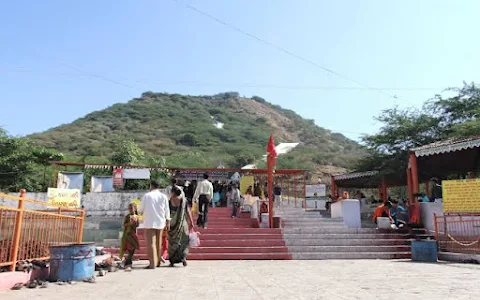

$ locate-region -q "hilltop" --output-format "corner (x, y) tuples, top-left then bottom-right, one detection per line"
(28, 92), (364, 176)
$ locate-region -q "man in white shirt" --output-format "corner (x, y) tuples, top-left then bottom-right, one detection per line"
(193, 173), (214, 228)
(139, 180), (171, 269)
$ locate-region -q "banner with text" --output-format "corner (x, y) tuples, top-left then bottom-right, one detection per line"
(113, 168), (124, 187)
(442, 179), (480, 213)
(173, 170), (235, 181)
(47, 188), (82, 208)
(306, 184), (326, 198)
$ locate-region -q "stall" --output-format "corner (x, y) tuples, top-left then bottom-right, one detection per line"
(407, 136), (480, 227)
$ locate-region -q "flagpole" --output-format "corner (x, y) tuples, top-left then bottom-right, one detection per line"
(267, 154), (274, 228)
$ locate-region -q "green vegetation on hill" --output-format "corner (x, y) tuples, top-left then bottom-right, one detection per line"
(28, 92), (365, 170)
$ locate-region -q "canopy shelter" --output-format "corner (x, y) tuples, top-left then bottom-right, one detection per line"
(407, 136), (480, 202)
(332, 171), (380, 189)
(407, 136), (480, 224)
(331, 170), (405, 201)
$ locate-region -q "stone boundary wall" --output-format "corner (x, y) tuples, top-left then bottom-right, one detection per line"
(0, 191), (166, 217)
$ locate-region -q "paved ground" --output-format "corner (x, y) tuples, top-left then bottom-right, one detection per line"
(2, 260), (480, 300)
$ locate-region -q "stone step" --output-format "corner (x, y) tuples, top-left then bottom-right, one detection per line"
(282, 219), (344, 223)
(285, 239), (410, 246)
(132, 252), (292, 260)
(275, 214), (324, 218)
(287, 245), (411, 253)
(283, 224), (346, 229)
(283, 233), (410, 240)
(291, 252), (411, 260)
(282, 228), (398, 234)
(276, 211), (315, 214)
(190, 246), (289, 254)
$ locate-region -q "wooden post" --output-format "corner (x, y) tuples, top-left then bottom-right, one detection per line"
(381, 177), (388, 201)
(267, 156), (274, 228)
(294, 174), (298, 207)
(406, 168), (413, 205)
(10, 189), (26, 271)
(77, 210), (85, 243)
(303, 171), (307, 209)
(330, 176), (336, 199)
(408, 153), (421, 224)
(409, 152), (419, 197)
(53, 165), (58, 188)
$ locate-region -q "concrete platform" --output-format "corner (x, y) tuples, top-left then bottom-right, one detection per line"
(2, 260), (480, 299)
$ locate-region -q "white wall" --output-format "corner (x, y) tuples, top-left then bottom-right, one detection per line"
(419, 202), (480, 237)
(419, 202), (443, 233)
(0, 191), (162, 217)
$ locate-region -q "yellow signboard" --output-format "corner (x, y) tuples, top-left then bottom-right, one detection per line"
(240, 176), (254, 195)
(47, 188), (81, 208)
(442, 179), (480, 213)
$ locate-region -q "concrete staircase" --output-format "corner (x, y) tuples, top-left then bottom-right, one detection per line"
(187, 207), (290, 259)
(276, 206), (412, 259)
(108, 207), (291, 260)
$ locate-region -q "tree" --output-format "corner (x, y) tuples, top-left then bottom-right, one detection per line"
(0, 132), (37, 191)
(428, 81), (480, 138)
(110, 140), (145, 165)
(176, 133), (198, 147)
(357, 82), (480, 179)
(233, 151), (256, 168)
(32, 148), (64, 190)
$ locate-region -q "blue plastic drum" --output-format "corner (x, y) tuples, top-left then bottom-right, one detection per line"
(49, 243), (95, 282)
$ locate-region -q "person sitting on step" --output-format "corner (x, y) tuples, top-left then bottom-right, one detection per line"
(372, 201), (393, 224)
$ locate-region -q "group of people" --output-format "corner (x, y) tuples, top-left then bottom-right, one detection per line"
(118, 174), (285, 270)
(120, 180), (195, 271)
(372, 198), (409, 228)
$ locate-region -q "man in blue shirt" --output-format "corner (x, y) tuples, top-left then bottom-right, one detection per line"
(390, 199), (409, 228)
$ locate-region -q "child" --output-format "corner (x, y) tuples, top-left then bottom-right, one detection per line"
(120, 203), (140, 272)
(161, 228), (168, 263)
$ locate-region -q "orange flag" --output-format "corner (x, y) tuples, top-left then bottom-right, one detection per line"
(267, 134), (277, 166)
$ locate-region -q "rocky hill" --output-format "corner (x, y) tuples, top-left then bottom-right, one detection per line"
(28, 92), (364, 175)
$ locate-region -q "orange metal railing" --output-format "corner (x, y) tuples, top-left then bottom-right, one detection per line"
(434, 213), (480, 254)
(0, 190), (85, 271)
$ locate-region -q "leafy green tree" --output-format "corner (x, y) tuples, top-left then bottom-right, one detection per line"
(357, 82), (480, 179)
(428, 82), (480, 138)
(110, 140), (145, 165)
(32, 148), (64, 190)
(0, 131), (38, 191)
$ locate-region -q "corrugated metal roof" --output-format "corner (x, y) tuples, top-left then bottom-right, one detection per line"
(333, 170), (379, 181)
(411, 136), (480, 157)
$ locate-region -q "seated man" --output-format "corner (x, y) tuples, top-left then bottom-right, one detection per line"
(391, 200), (409, 227)
(372, 201), (393, 224)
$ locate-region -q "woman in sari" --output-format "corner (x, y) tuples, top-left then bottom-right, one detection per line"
(168, 186), (194, 267)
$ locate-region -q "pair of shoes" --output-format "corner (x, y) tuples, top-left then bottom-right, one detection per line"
(182, 259), (187, 267)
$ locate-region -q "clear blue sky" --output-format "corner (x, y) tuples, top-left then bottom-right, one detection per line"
(0, 0), (478, 141)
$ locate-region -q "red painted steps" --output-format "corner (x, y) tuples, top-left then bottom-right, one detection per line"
(116, 207), (292, 260)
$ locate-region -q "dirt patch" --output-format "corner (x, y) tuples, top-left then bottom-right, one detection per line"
(233, 99), (299, 142)
(309, 165), (349, 184)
